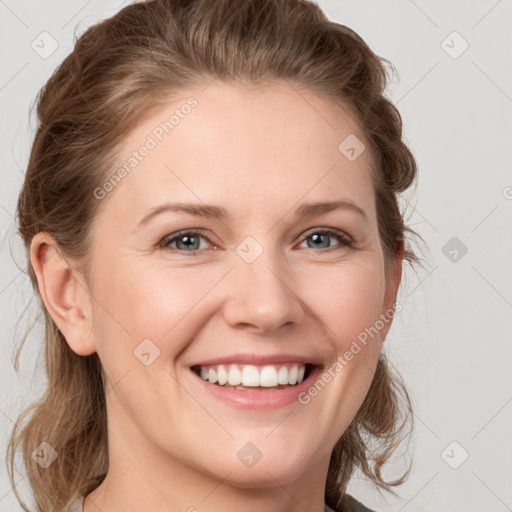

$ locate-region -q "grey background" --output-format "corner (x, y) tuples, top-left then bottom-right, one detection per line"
(1, 1), (511, 511)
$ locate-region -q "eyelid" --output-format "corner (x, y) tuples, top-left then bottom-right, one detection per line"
(299, 226), (353, 246)
(158, 226), (354, 252)
(158, 229), (217, 249)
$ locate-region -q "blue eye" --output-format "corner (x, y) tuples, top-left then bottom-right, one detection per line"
(159, 230), (212, 253)
(158, 228), (353, 255)
(299, 228), (353, 250)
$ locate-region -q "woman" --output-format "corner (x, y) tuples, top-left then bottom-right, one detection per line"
(8, 1), (423, 511)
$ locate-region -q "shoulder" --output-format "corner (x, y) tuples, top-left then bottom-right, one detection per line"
(327, 494), (378, 512)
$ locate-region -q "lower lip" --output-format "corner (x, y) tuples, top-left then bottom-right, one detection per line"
(190, 366), (322, 410)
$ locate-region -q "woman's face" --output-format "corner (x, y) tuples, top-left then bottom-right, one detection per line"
(79, 81), (401, 493)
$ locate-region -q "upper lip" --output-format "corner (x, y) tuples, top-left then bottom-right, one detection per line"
(190, 353), (323, 368)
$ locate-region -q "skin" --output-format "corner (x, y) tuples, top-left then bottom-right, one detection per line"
(31, 81), (403, 512)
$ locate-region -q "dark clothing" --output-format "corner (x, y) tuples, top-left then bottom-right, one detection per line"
(71, 493), (376, 511)
(329, 494), (377, 512)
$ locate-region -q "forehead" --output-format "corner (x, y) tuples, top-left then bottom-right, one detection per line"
(99, 81), (375, 222)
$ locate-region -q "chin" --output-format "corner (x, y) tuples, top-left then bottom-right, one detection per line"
(217, 464), (305, 489)
(195, 449), (313, 489)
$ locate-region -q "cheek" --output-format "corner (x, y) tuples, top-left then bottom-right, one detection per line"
(89, 260), (218, 364)
(304, 261), (386, 349)
(90, 250), (386, 378)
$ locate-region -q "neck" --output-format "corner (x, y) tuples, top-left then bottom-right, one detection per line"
(84, 400), (331, 512)
(84, 464), (329, 512)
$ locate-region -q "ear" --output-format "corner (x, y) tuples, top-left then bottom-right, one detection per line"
(30, 232), (96, 356)
(379, 238), (404, 344)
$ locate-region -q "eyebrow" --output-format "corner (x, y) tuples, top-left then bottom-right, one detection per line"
(136, 199), (369, 229)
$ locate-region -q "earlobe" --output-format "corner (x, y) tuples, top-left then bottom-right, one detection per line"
(30, 232), (96, 356)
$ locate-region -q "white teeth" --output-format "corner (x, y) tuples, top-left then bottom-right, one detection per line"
(227, 365), (242, 386)
(241, 365), (260, 386)
(196, 363), (308, 387)
(217, 364), (228, 385)
(288, 365), (298, 385)
(259, 366), (278, 387)
(277, 366), (289, 385)
(208, 368), (218, 384)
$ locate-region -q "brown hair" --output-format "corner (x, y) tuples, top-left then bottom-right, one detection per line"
(8, 0), (425, 511)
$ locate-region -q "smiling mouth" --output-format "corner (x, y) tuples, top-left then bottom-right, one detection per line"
(190, 363), (315, 390)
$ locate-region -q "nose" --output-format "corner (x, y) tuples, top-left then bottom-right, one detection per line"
(222, 246), (305, 334)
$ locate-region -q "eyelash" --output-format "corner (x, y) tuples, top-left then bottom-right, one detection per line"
(158, 228), (353, 255)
